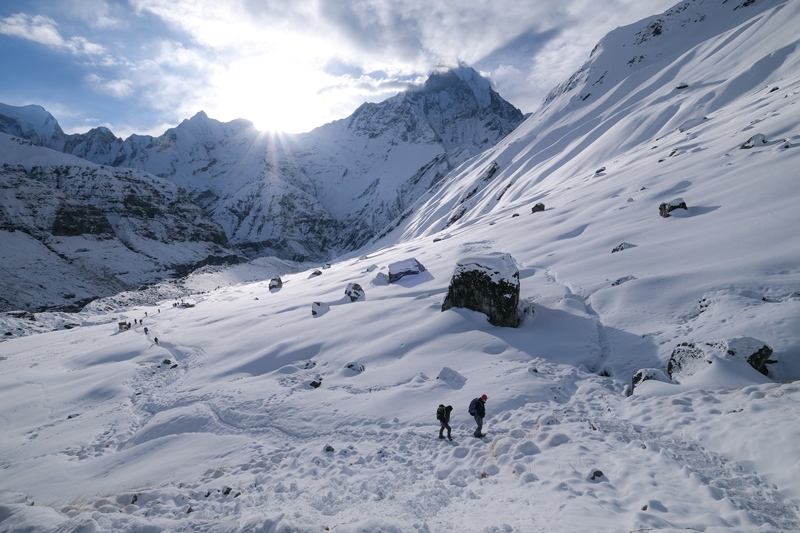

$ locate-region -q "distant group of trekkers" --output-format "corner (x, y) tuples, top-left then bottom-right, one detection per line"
(436, 394), (488, 441)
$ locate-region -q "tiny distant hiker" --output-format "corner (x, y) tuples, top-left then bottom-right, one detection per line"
(154, 337), (159, 345)
(468, 394), (488, 438)
(437, 404), (453, 441)
(143, 327), (149, 335)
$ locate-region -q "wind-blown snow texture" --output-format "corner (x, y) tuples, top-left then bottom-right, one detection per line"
(2, 0), (800, 532)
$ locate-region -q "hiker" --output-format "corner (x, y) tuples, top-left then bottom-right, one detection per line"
(154, 337), (159, 345)
(143, 327), (148, 335)
(134, 319), (138, 325)
(468, 394), (488, 438)
(437, 404), (453, 441)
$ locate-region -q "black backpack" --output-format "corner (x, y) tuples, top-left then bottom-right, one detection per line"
(436, 404), (446, 421)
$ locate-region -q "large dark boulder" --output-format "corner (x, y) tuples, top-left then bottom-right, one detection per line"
(668, 336), (774, 382)
(659, 197), (688, 218)
(441, 253), (520, 327)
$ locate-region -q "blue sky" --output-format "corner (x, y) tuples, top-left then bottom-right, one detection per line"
(0, 0), (677, 137)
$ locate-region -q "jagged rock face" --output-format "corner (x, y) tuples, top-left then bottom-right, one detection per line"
(0, 137), (240, 312)
(0, 67), (524, 262)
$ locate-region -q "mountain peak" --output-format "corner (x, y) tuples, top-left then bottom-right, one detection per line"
(421, 65), (492, 108)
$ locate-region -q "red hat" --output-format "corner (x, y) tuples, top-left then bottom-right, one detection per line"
(481, 394), (488, 401)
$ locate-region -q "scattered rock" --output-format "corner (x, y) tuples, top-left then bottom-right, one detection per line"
(162, 359), (172, 365)
(436, 366), (467, 385)
(590, 470), (605, 480)
(311, 301), (330, 317)
(310, 380), (322, 388)
(675, 82), (689, 89)
(511, 213), (520, 218)
(268, 277), (282, 290)
(442, 253), (520, 327)
(611, 242), (636, 253)
(631, 368), (672, 394)
(595, 166), (606, 174)
(345, 362), (365, 373)
(344, 283), (365, 302)
(659, 197), (688, 217)
(309, 270), (323, 278)
(667, 336), (774, 381)
(611, 275), (636, 286)
(388, 258), (426, 283)
(325, 445), (335, 452)
(371, 272), (390, 286)
(740, 133), (767, 149)
(531, 202), (545, 214)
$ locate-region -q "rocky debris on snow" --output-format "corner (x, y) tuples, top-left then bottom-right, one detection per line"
(324, 445), (334, 452)
(344, 283), (365, 302)
(442, 253), (520, 327)
(310, 379), (322, 388)
(436, 366), (467, 385)
(631, 367), (672, 394)
(309, 270), (323, 278)
(344, 362), (365, 374)
(371, 272), (389, 286)
(611, 242), (636, 253)
(611, 275), (636, 286)
(511, 213), (520, 218)
(667, 336), (775, 382)
(387, 258), (426, 283)
(268, 277), (282, 291)
(676, 82), (689, 89)
(595, 167), (606, 174)
(311, 301), (330, 317)
(590, 470), (605, 481)
(740, 133), (767, 149)
(531, 202), (545, 214)
(659, 197), (688, 217)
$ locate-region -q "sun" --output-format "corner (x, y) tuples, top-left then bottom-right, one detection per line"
(206, 54), (338, 134)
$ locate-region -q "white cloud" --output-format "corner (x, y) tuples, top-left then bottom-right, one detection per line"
(85, 73), (134, 99)
(0, 12), (107, 56)
(0, 13), (65, 47)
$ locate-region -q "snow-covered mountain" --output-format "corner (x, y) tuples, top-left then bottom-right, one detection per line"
(0, 66), (524, 261)
(2, 1), (800, 531)
(0, 134), (240, 312)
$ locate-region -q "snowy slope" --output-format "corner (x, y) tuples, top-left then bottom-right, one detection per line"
(1, 0), (800, 532)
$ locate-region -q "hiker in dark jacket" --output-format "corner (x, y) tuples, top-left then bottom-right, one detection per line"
(437, 404), (453, 441)
(469, 394), (488, 438)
